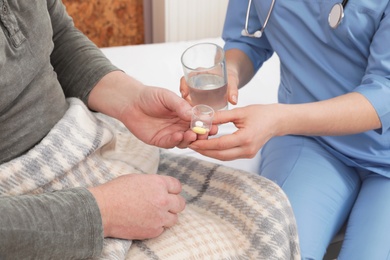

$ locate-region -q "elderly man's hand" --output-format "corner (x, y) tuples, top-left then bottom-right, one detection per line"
(89, 174), (186, 240)
(88, 71), (218, 149)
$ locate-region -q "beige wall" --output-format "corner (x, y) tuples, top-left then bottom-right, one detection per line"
(151, 0), (228, 43)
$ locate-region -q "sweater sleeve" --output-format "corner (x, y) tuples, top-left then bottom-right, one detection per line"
(0, 188), (104, 259)
(47, 0), (120, 104)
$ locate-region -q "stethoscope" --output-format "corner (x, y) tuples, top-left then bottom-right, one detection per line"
(241, 0), (275, 38)
(241, 0), (349, 38)
(328, 0), (349, 29)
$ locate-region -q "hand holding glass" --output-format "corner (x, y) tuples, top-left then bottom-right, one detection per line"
(181, 43), (228, 110)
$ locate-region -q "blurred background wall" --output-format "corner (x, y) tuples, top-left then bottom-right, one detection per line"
(62, 0), (228, 47)
(148, 0), (228, 43)
(62, 0), (144, 47)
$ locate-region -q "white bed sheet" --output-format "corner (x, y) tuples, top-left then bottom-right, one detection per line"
(101, 38), (280, 174)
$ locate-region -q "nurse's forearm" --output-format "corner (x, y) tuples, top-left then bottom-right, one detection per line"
(225, 49), (255, 89)
(275, 92), (381, 137)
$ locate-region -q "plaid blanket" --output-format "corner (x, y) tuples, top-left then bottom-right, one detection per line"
(0, 98), (300, 259)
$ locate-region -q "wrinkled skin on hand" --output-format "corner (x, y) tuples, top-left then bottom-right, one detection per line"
(89, 174), (186, 240)
(120, 86), (218, 148)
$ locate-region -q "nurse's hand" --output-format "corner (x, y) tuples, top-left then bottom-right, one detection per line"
(179, 48), (254, 106)
(188, 104), (279, 160)
(179, 71), (240, 106)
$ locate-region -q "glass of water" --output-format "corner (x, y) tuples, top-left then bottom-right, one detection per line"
(181, 43), (228, 110)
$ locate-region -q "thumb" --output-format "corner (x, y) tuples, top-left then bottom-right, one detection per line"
(161, 88), (193, 121)
(227, 84), (238, 105)
(227, 74), (239, 105)
(176, 98), (193, 121)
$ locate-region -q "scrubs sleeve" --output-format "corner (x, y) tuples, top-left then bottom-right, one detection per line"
(222, 0), (274, 72)
(354, 3), (390, 134)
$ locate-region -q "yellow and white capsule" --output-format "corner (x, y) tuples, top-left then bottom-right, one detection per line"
(192, 121), (209, 134)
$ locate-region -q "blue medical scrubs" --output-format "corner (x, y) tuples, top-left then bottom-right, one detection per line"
(222, 1), (390, 259)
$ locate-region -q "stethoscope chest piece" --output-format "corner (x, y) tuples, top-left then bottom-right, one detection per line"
(328, 3), (344, 29)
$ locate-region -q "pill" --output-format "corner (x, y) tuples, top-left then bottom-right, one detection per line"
(192, 126), (208, 135)
(195, 120), (204, 127)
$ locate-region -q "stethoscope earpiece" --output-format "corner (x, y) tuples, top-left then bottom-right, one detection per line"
(253, 30), (262, 38)
(241, 0), (275, 38)
(241, 29), (262, 38)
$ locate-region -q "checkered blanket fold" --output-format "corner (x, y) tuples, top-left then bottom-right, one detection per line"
(0, 98), (300, 259)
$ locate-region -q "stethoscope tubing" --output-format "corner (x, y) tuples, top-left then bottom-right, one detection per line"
(242, 0), (276, 38)
(242, 0), (350, 38)
(341, 0), (349, 6)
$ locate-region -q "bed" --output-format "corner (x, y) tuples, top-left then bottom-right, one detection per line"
(100, 37), (280, 174)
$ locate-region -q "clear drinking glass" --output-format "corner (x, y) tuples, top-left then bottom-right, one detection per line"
(181, 43), (228, 110)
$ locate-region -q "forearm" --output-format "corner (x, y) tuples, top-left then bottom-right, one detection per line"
(275, 92), (382, 137)
(0, 188), (103, 259)
(225, 49), (255, 89)
(87, 71), (144, 120)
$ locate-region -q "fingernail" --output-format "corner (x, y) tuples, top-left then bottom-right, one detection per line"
(231, 95), (237, 103)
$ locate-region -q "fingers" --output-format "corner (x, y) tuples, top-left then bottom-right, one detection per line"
(167, 194), (186, 214)
(163, 195), (185, 229)
(163, 212), (179, 228)
(159, 88), (192, 120)
(190, 131), (241, 150)
(208, 124), (219, 136)
(196, 133), (210, 140)
(174, 96), (193, 122)
(162, 131), (191, 149)
(179, 77), (189, 99)
(161, 178), (186, 229)
(162, 175), (183, 194)
(226, 69), (239, 105)
(228, 85), (238, 105)
(188, 133), (253, 160)
(161, 176), (186, 213)
(212, 108), (241, 125)
(176, 129), (197, 149)
(156, 126), (194, 149)
(194, 146), (252, 161)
